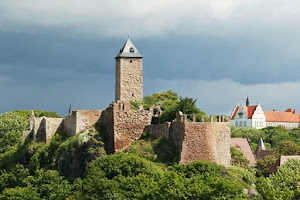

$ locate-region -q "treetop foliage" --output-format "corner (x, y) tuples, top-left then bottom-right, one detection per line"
(0, 101), (299, 199)
(131, 90), (208, 123)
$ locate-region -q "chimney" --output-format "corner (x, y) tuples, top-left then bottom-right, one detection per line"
(273, 109), (276, 112)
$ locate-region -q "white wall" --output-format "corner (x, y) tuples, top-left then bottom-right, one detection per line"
(251, 104), (266, 129)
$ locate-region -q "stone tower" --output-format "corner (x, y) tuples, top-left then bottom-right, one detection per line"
(115, 36), (143, 102)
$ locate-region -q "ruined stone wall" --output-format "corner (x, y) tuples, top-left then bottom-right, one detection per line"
(99, 105), (114, 153)
(215, 123), (231, 167)
(180, 122), (218, 164)
(166, 112), (231, 167)
(115, 58), (143, 102)
(33, 117), (46, 143)
(64, 113), (77, 136)
(112, 101), (152, 151)
(32, 117), (64, 143)
(178, 120), (231, 167)
(45, 118), (64, 144)
(144, 122), (171, 140)
(75, 110), (102, 133)
(169, 112), (186, 151)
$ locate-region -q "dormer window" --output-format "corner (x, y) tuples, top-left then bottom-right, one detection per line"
(129, 47), (134, 52)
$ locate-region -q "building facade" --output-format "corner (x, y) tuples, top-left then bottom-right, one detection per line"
(231, 98), (300, 129)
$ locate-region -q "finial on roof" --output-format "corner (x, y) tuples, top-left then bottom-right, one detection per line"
(246, 97), (249, 107)
(127, 34), (130, 39)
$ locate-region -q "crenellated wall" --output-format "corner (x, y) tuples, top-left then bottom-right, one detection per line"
(146, 112), (231, 167)
(24, 110), (230, 167)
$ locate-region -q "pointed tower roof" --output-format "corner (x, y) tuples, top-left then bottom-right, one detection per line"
(115, 35), (143, 59)
(257, 137), (266, 150)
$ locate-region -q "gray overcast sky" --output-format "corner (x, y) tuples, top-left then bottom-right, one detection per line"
(1, 0), (300, 116)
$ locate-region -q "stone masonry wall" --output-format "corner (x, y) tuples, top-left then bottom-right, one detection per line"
(180, 122), (218, 164)
(32, 117), (63, 143)
(115, 58), (143, 102)
(169, 112), (186, 151)
(75, 110), (103, 134)
(144, 123), (171, 140)
(112, 101), (152, 151)
(99, 105), (114, 153)
(178, 118), (231, 167)
(33, 117), (46, 143)
(64, 112), (77, 136)
(215, 123), (231, 167)
(45, 118), (64, 144)
(147, 112), (231, 167)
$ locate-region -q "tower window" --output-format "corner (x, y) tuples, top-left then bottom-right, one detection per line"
(129, 47), (134, 52)
(130, 60), (133, 63)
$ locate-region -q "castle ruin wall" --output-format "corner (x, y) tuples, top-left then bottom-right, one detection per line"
(99, 105), (114, 153)
(75, 110), (103, 134)
(112, 101), (152, 151)
(33, 117), (46, 143)
(44, 118), (64, 144)
(64, 113), (77, 136)
(215, 123), (231, 167)
(144, 122), (171, 140)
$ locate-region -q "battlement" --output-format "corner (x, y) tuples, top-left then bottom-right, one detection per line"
(145, 111), (231, 167)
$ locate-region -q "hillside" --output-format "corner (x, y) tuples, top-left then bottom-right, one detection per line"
(0, 105), (299, 199)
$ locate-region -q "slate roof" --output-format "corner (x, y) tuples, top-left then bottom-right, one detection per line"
(115, 38), (143, 58)
(230, 138), (256, 166)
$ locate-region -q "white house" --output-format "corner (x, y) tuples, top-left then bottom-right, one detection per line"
(230, 98), (300, 129)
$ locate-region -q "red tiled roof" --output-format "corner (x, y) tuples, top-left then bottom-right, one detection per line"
(231, 105), (300, 123)
(264, 110), (300, 123)
(257, 150), (274, 160)
(230, 138), (256, 166)
(231, 105), (258, 119)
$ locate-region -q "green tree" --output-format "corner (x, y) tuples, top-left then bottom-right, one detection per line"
(256, 159), (300, 200)
(230, 146), (250, 167)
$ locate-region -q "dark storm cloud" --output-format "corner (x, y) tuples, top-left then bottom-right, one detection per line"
(1, 0), (300, 115)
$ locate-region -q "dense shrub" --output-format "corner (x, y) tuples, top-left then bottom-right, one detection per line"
(256, 159), (300, 200)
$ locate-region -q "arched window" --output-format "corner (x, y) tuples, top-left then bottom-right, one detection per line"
(239, 121), (242, 127)
(235, 121), (238, 127)
(244, 121), (247, 127)
(129, 47), (134, 52)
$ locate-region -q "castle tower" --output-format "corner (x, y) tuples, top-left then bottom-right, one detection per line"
(115, 36), (143, 102)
